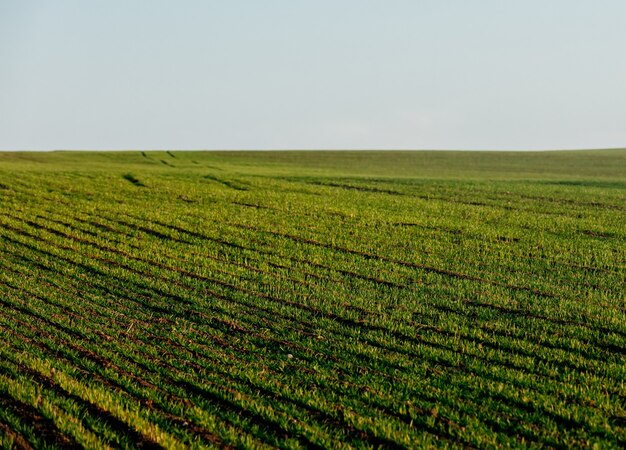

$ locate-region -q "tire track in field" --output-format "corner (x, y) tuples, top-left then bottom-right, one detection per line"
(4, 207), (624, 390)
(96, 208), (619, 313)
(0, 251), (435, 447)
(2, 230), (620, 448)
(0, 296), (526, 449)
(0, 255), (568, 448)
(303, 179), (626, 213)
(2, 213), (620, 382)
(3, 229), (620, 436)
(2, 213), (620, 444)
(231, 223), (560, 299)
(0, 292), (421, 450)
(126, 213), (623, 323)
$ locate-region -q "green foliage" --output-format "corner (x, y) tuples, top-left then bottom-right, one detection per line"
(0, 150), (624, 448)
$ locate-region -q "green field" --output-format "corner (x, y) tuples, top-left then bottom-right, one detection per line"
(0, 149), (624, 449)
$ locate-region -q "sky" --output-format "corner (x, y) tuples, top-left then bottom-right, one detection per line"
(1, 1), (626, 151)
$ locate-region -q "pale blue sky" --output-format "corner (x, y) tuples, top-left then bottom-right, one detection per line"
(1, 1), (625, 150)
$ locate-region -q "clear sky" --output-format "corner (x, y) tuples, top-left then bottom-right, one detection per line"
(1, 1), (626, 150)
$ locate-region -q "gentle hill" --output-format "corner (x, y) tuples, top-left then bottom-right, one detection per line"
(0, 150), (624, 448)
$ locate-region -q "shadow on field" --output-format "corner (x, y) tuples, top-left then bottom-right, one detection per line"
(122, 173), (145, 187)
(203, 174), (249, 191)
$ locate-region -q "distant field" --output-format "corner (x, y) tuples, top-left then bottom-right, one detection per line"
(0, 149), (624, 449)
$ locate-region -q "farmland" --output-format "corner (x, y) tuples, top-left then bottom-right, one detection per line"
(0, 149), (624, 449)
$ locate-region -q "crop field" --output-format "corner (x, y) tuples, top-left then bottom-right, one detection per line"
(0, 149), (624, 449)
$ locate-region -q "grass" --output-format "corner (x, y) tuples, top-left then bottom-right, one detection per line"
(0, 149), (624, 449)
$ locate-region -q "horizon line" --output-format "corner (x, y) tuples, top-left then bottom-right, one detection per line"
(1, 147), (625, 153)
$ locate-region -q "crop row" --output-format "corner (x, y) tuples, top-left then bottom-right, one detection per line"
(0, 156), (624, 448)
